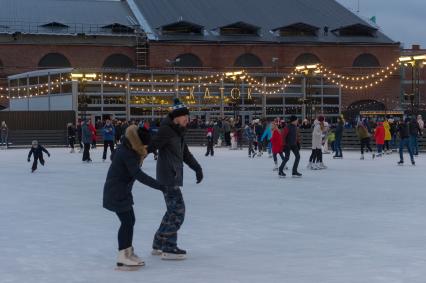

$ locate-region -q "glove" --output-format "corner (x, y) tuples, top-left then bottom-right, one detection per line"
(196, 168), (203, 184)
(48, 154), (51, 158)
(27, 158), (30, 162)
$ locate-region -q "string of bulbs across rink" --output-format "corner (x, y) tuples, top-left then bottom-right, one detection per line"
(6, 54), (423, 120)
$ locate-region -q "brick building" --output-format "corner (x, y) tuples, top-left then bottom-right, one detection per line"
(1, 0), (424, 120)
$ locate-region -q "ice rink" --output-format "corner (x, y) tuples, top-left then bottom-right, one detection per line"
(1, 146), (425, 283)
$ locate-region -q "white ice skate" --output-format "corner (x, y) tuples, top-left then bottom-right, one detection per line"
(307, 162), (313, 170)
(115, 247), (145, 271)
(360, 154), (364, 160)
(318, 163), (327, 169)
(273, 164), (278, 171)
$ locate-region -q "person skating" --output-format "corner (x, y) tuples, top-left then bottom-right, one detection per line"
(356, 121), (374, 160)
(102, 119), (115, 161)
(397, 118), (415, 166)
(148, 98), (203, 260)
(27, 140), (50, 173)
(67, 123), (76, 153)
(89, 120), (97, 149)
(82, 119), (92, 162)
(103, 125), (167, 271)
(409, 116), (421, 156)
(278, 116), (301, 178)
(1, 121), (9, 149)
(270, 122), (284, 171)
(374, 121), (385, 157)
(383, 118), (392, 154)
(333, 116), (344, 159)
(244, 124), (256, 158)
(205, 123), (214, 156)
(308, 116), (326, 170)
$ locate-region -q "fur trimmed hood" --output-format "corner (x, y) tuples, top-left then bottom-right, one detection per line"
(125, 125), (147, 163)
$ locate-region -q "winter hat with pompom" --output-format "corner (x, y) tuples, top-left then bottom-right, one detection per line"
(170, 98), (189, 119)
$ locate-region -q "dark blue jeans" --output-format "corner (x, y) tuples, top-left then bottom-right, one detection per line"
(399, 138), (414, 162)
(153, 186), (185, 250)
(409, 135), (419, 155)
(334, 138), (342, 156)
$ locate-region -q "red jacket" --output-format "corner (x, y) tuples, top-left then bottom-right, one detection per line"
(270, 129), (283, 153)
(374, 123), (385, 145)
(89, 123), (97, 141)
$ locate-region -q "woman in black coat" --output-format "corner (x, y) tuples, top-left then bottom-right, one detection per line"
(103, 125), (166, 270)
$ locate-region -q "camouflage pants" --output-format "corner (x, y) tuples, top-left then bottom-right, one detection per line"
(153, 186), (185, 250)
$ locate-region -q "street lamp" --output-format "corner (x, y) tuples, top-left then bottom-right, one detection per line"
(399, 54), (426, 115)
(296, 64), (320, 121)
(71, 73), (97, 121)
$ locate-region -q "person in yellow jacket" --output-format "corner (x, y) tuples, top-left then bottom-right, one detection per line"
(383, 118), (392, 154)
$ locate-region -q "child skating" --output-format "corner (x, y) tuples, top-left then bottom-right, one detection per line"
(27, 140), (50, 173)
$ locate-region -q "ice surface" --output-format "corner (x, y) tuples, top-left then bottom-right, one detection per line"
(0, 147), (425, 283)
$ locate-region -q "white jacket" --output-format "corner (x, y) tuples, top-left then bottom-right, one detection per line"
(312, 120), (323, 149)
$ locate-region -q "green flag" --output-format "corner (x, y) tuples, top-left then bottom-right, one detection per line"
(370, 16), (376, 24)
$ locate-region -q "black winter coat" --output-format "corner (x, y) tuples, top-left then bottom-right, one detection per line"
(103, 137), (165, 213)
(149, 116), (201, 187)
(409, 120), (421, 136)
(335, 122), (344, 140)
(286, 124), (298, 147)
(398, 123), (410, 139)
(28, 145), (49, 160)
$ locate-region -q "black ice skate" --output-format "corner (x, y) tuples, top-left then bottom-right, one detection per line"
(278, 171), (286, 178)
(397, 161), (404, 166)
(292, 172), (302, 178)
(161, 247), (186, 260)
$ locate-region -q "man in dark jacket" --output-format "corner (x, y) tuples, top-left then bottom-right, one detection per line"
(148, 98), (203, 260)
(27, 140), (50, 173)
(409, 117), (421, 156)
(398, 118), (415, 165)
(278, 116), (302, 178)
(81, 120), (92, 162)
(103, 125), (166, 270)
(333, 116), (344, 158)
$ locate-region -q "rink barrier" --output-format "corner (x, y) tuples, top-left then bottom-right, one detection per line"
(4, 128), (426, 151)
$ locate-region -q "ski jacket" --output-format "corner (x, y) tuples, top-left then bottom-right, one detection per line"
(149, 116), (201, 187)
(270, 129), (283, 154)
(103, 126), (165, 213)
(374, 123), (385, 145)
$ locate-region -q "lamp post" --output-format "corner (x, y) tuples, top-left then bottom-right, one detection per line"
(399, 54), (426, 115)
(71, 73), (96, 121)
(296, 64), (319, 121)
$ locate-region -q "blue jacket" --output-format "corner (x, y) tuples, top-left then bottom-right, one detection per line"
(261, 124), (272, 142)
(103, 124), (115, 141)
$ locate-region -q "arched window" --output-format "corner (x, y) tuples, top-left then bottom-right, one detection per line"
(103, 54), (135, 69)
(353, 53), (380, 67)
(174, 53), (203, 68)
(38, 53), (71, 68)
(294, 53), (320, 66)
(234, 53), (263, 67)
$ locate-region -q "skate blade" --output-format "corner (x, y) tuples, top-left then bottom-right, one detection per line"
(292, 175), (302, 178)
(151, 249), (162, 256)
(115, 264), (144, 271)
(161, 253), (186, 260)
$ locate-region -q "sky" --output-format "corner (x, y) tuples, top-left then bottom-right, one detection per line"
(336, 0), (426, 48)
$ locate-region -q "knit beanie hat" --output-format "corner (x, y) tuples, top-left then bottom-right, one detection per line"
(289, 115), (298, 123)
(170, 98), (189, 119)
